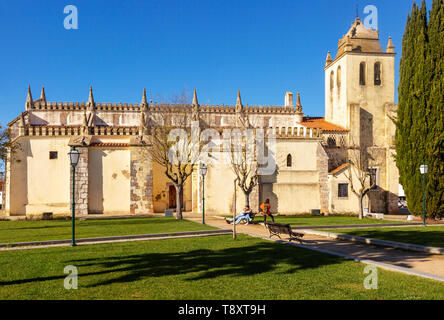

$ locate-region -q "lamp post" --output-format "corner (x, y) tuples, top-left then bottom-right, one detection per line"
(419, 163), (428, 227)
(68, 146), (80, 246)
(200, 164), (207, 225)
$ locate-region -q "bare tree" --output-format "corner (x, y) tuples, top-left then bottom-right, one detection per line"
(0, 126), (11, 172)
(343, 143), (376, 219)
(229, 131), (259, 208)
(144, 90), (200, 220)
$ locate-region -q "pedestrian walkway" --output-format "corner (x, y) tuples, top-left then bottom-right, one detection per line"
(189, 217), (444, 281)
(0, 229), (232, 251)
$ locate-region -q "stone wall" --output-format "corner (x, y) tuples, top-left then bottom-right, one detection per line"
(70, 146), (88, 215)
(317, 143), (329, 214)
(130, 147), (154, 214)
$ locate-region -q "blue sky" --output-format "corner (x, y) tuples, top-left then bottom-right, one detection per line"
(0, 0), (432, 126)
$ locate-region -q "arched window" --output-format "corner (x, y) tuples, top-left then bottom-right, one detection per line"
(286, 154), (292, 167)
(330, 71), (334, 91)
(327, 137), (336, 147)
(359, 62), (366, 85)
(337, 67), (341, 89)
(374, 62), (381, 85)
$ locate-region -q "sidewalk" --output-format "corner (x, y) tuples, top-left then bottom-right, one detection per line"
(189, 217), (444, 281)
(0, 229), (232, 251)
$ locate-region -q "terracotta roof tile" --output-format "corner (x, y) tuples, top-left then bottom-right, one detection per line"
(302, 117), (348, 132)
(89, 142), (129, 148)
(329, 163), (349, 175)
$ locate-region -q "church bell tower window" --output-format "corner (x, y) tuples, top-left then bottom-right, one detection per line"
(374, 62), (381, 86)
(359, 62), (366, 86)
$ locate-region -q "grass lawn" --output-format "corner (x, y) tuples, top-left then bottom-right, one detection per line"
(323, 226), (444, 248)
(0, 217), (216, 244)
(0, 234), (443, 300)
(235, 214), (407, 227)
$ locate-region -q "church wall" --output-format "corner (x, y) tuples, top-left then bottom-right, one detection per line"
(386, 148), (400, 213)
(7, 138), (29, 215)
(325, 51), (398, 214)
(260, 140), (322, 214)
(325, 59), (349, 129)
(152, 161), (192, 213)
(7, 137), (72, 216)
(88, 147), (131, 214)
(28, 110), (142, 127)
(328, 169), (361, 214)
(203, 161), (238, 215)
(346, 54), (395, 147)
(130, 146), (154, 214)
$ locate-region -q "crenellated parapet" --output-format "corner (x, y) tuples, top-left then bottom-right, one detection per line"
(28, 101), (304, 114)
(10, 125), (140, 140)
(9, 86), (342, 143)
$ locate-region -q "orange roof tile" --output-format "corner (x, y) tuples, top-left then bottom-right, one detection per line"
(90, 142), (129, 148)
(302, 117), (349, 132)
(329, 163), (349, 175)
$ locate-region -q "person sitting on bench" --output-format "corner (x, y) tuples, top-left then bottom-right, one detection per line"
(259, 199), (275, 223)
(225, 205), (253, 225)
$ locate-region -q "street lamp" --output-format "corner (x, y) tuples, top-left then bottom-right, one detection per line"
(419, 163), (428, 227)
(200, 163), (207, 225)
(68, 146), (80, 246)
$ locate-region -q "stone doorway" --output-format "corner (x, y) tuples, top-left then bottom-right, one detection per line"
(168, 185), (176, 209)
(168, 184), (184, 210)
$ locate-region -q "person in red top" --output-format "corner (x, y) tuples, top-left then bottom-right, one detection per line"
(259, 199), (274, 223)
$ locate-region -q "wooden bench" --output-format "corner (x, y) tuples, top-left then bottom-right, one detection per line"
(264, 222), (304, 243)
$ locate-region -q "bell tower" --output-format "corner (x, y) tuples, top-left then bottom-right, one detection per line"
(324, 17), (399, 213)
(324, 17), (396, 141)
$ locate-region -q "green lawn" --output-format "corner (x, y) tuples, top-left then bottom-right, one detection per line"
(240, 214), (407, 226)
(324, 226), (444, 248)
(0, 234), (443, 300)
(0, 217), (216, 244)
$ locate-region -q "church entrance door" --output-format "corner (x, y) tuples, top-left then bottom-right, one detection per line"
(168, 185), (177, 209)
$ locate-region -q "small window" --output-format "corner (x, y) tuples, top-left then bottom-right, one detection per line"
(49, 151), (58, 160)
(374, 62), (381, 86)
(359, 62), (366, 85)
(286, 154), (292, 167)
(338, 183), (348, 198)
(337, 66), (341, 89)
(327, 137), (337, 147)
(369, 168), (378, 189)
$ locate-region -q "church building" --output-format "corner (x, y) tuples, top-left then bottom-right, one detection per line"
(3, 17), (399, 217)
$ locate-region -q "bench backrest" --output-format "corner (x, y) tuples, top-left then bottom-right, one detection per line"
(265, 222), (291, 234)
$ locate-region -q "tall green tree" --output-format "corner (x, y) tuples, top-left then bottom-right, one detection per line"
(396, 0), (444, 219)
(425, 0), (444, 217)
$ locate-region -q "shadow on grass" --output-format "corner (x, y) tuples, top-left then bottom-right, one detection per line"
(0, 241), (345, 287)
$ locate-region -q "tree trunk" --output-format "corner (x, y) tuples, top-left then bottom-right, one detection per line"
(175, 184), (183, 220)
(244, 192), (250, 207)
(358, 194), (364, 219)
(233, 179), (237, 239)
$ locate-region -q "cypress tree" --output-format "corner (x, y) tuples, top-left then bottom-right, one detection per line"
(396, 8), (413, 208)
(425, 0), (444, 218)
(396, 2), (424, 216)
(396, 0), (443, 219)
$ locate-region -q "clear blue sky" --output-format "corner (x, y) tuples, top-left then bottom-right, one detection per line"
(0, 0), (432, 127)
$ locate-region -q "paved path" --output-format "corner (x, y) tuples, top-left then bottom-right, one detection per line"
(0, 230), (232, 251)
(190, 217), (444, 281)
